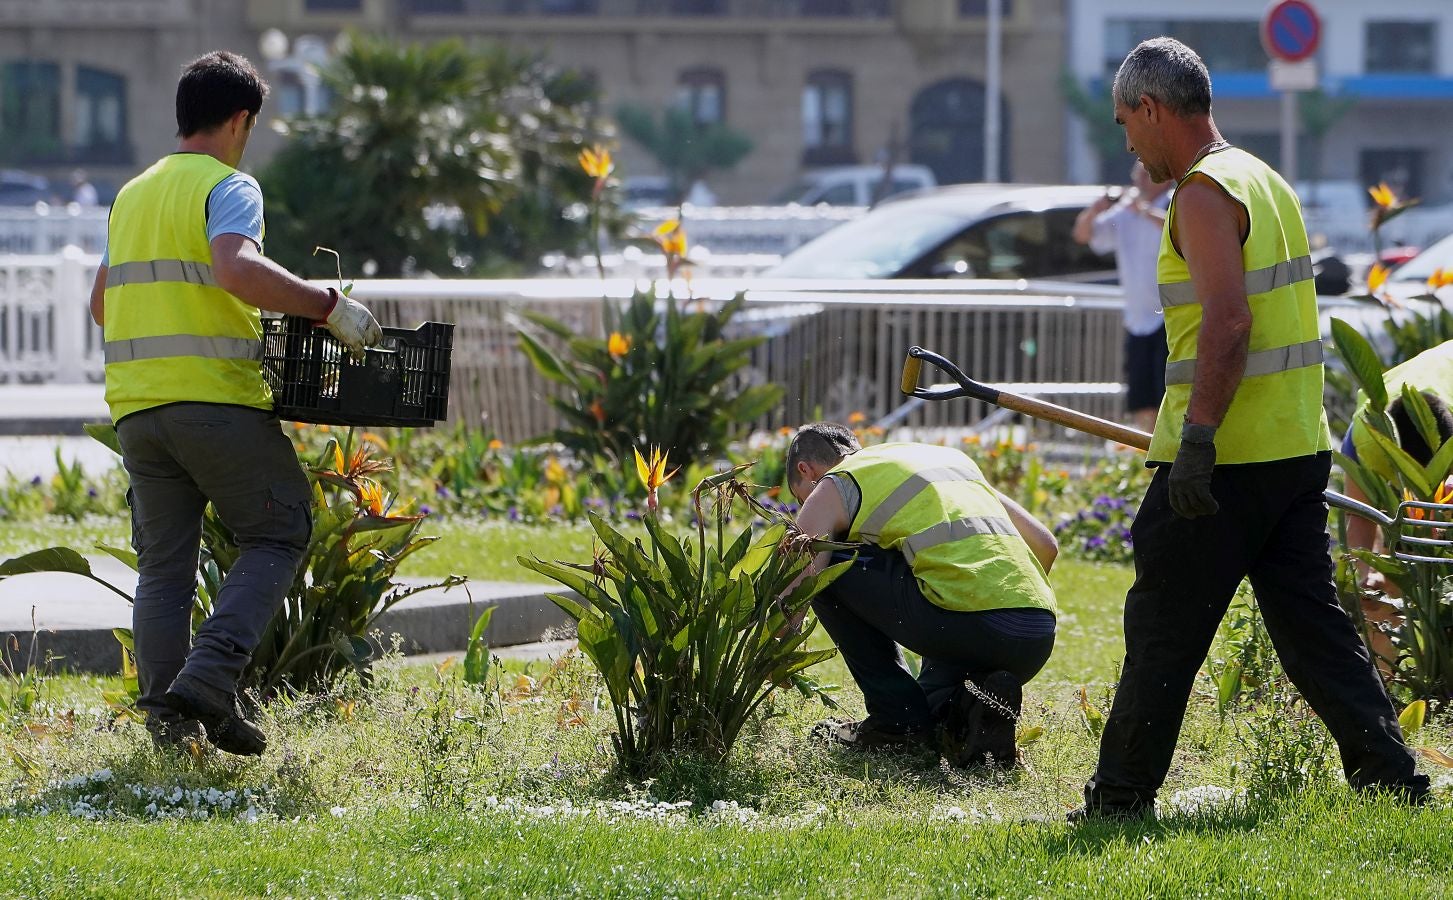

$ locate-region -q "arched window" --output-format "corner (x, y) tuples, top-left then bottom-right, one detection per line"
(676, 68), (726, 127)
(802, 69), (854, 165)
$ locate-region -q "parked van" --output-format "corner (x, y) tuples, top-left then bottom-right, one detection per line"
(771, 164), (937, 207)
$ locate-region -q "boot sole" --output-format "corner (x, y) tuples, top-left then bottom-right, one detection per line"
(164, 683), (266, 757)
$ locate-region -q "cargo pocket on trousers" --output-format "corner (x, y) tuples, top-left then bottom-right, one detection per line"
(125, 487), (145, 556)
(267, 479), (314, 552)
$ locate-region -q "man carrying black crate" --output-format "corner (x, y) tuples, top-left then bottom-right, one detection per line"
(87, 51), (382, 756)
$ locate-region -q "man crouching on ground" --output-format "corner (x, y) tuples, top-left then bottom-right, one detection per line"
(786, 423), (1058, 769)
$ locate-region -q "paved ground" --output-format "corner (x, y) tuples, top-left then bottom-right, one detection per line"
(0, 384), (574, 674)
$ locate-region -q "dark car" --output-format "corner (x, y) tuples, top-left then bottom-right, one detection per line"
(0, 170), (51, 207)
(763, 183), (1118, 282)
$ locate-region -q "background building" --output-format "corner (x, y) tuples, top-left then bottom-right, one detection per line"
(1066, 0), (1453, 205)
(1, 0), (1070, 203)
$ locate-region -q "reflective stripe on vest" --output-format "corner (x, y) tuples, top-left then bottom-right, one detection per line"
(1163, 338), (1323, 386)
(1146, 146), (1331, 464)
(104, 334), (262, 364)
(900, 514), (1018, 564)
(829, 443), (1057, 615)
(1159, 255), (1313, 308)
(106, 258), (218, 289)
(857, 463), (984, 542)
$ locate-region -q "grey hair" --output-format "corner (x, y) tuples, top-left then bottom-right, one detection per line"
(785, 422), (860, 492)
(1113, 37), (1212, 117)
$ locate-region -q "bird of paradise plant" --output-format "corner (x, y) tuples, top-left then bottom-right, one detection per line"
(579, 143), (615, 283)
(519, 461), (852, 774)
(1368, 181), (1419, 259)
(652, 219), (689, 281)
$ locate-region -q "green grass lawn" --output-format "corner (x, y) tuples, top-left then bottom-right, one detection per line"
(2, 515), (1452, 897)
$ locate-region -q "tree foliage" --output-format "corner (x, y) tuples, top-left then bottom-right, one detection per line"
(259, 34), (613, 276)
(615, 104), (753, 204)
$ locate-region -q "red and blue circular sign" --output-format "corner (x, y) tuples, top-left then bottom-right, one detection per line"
(1262, 0), (1321, 63)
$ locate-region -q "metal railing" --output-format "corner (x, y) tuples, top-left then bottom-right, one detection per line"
(0, 250), (1127, 441)
(0, 207), (109, 256)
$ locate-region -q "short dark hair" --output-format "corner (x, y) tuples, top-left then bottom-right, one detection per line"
(1114, 37), (1212, 117)
(1389, 392), (1453, 466)
(785, 422), (861, 493)
(176, 51), (269, 138)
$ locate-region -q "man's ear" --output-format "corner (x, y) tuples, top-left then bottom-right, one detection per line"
(1138, 94), (1161, 124)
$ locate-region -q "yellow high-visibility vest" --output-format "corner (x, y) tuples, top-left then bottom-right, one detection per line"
(103, 153), (271, 423)
(830, 443), (1057, 615)
(1351, 341), (1453, 479)
(1150, 146), (1331, 464)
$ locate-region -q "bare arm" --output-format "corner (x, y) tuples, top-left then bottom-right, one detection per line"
(1172, 176), (1252, 427)
(995, 488), (1058, 573)
(793, 478), (852, 580)
(89, 264), (107, 326)
(209, 234), (335, 319)
(1072, 195), (1114, 246)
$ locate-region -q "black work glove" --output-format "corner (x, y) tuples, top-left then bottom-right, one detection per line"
(1168, 422), (1219, 519)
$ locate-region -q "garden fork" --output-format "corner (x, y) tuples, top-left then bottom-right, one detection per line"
(899, 344), (1453, 549)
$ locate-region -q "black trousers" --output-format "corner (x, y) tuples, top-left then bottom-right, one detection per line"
(811, 550), (1055, 730)
(1087, 453), (1427, 807)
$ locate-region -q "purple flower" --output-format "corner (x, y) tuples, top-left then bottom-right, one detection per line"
(625, 510), (642, 521)
(419, 504), (432, 516)
(435, 485), (452, 498)
(1086, 536), (1106, 550)
(508, 506), (520, 522)
(30, 476), (41, 486)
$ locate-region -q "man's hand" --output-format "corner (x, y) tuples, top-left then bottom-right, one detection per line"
(1168, 422), (1219, 518)
(324, 289), (383, 361)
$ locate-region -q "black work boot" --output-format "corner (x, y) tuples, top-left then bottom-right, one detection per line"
(810, 716), (931, 751)
(146, 717), (206, 755)
(163, 674), (266, 757)
(1066, 801), (1156, 824)
(941, 671), (1022, 770)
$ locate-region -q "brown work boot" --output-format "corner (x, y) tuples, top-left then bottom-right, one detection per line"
(939, 671), (1022, 770)
(811, 716), (931, 751)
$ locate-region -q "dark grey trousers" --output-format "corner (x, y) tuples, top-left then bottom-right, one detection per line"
(117, 403), (312, 724)
(811, 549), (1056, 730)
(1086, 453), (1428, 808)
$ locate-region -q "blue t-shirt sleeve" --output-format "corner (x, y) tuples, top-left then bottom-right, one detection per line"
(206, 173), (265, 249)
(1340, 425), (1359, 463)
(100, 172), (263, 266)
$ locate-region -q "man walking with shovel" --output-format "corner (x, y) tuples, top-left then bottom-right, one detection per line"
(89, 51), (382, 755)
(1072, 37), (1427, 819)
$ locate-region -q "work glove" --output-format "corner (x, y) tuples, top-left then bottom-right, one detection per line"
(323, 288), (383, 362)
(1168, 421), (1219, 519)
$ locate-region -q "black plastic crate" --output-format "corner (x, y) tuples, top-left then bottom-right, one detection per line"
(261, 315), (453, 427)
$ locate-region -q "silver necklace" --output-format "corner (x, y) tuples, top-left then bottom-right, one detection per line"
(1190, 139), (1230, 166)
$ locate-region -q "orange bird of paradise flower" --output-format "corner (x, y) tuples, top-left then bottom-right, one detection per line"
(634, 446), (679, 512)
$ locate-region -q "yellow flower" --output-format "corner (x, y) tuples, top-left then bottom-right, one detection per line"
(1367, 262), (1390, 294)
(488, 438), (503, 450)
(1427, 268), (1453, 292)
(848, 411), (867, 425)
(545, 456), (567, 485)
(778, 426), (794, 436)
(653, 219), (688, 258)
(357, 478), (387, 517)
(633, 445), (679, 512)
(1368, 182), (1397, 210)
(607, 331), (632, 359)
(317, 424), (331, 433)
(578, 145), (614, 180)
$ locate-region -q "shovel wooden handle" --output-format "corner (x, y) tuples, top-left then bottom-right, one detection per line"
(995, 392), (1152, 452)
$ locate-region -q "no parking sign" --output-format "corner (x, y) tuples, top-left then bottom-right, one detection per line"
(1261, 0), (1321, 63)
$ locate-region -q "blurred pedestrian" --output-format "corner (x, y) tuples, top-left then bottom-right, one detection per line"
(1073, 161), (1172, 432)
(70, 169), (99, 207)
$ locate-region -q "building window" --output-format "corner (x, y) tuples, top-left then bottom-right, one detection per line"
(668, 0), (724, 14)
(799, 0), (890, 15)
(959, 0), (1016, 15)
(802, 70), (854, 165)
(1366, 22), (1437, 74)
(0, 60), (62, 163)
(74, 66), (128, 164)
(1104, 19), (1264, 76)
(676, 68), (725, 127)
(304, 0), (362, 11)
(1361, 148), (1425, 201)
(405, 0), (465, 11)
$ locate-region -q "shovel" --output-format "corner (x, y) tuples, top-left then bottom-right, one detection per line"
(899, 345), (1453, 563)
